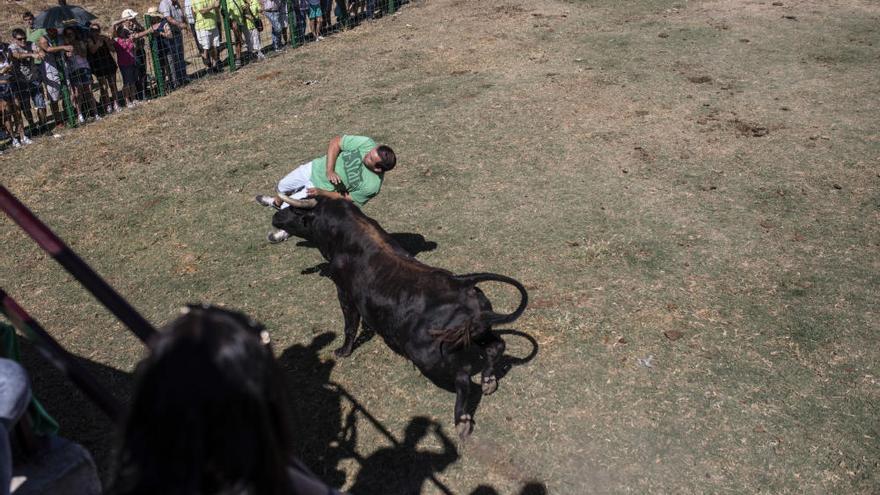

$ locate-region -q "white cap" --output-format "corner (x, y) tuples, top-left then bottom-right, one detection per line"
(121, 8), (138, 20)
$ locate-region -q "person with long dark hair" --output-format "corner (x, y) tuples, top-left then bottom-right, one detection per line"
(110, 304), (345, 495)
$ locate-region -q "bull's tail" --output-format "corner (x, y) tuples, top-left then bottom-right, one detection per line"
(454, 272), (528, 326)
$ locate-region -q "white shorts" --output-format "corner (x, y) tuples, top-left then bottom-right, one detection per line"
(276, 161), (314, 209)
(197, 28), (220, 49)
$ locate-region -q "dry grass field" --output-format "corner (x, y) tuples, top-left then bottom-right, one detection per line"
(2, 0), (879, 493)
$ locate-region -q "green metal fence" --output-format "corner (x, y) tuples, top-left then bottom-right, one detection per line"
(0, 0), (406, 149)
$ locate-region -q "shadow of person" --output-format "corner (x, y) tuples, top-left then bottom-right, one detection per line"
(349, 416), (458, 495)
(13, 335), (134, 482)
(469, 482), (548, 495)
(278, 332), (349, 487)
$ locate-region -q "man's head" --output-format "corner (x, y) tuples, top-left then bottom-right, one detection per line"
(12, 29), (27, 46)
(364, 145), (396, 173)
(22, 11), (34, 28)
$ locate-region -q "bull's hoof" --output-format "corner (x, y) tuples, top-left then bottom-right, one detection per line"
(333, 346), (352, 358)
(456, 414), (473, 439)
(481, 375), (498, 395)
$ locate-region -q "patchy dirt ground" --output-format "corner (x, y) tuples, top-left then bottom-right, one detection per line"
(2, 0), (879, 493)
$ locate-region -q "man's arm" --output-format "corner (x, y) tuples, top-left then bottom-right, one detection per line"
(37, 37), (72, 54)
(325, 135), (343, 185)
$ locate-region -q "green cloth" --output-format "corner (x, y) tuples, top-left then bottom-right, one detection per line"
(26, 28), (45, 65)
(26, 28), (46, 44)
(192, 0), (219, 30)
(0, 323), (60, 435)
(310, 135), (383, 206)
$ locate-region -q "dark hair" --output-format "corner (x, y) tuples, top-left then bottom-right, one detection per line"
(375, 145), (396, 172)
(111, 305), (297, 495)
(11, 28), (26, 39)
(22, 11), (34, 19)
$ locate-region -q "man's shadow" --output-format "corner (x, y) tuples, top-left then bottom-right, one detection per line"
(298, 232), (438, 276)
(278, 332), (350, 486)
(348, 415), (458, 495)
(12, 334), (135, 481)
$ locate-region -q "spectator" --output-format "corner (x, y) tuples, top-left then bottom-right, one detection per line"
(262, 0), (288, 51)
(22, 11), (45, 45)
(37, 27), (73, 129)
(226, 0), (247, 66)
(306, 0), (324, 41)
(245, 0), (267, 61)
(255, 134), (396, 243)
(111, 16), (156, 108)
(157, 0), (190, 88)
(146, 7), (175, 91)
(183, 0), (207, 68)
(114, 11), (151, 101)
(8, 28), (47, 133)
(1, 39), (30, 148)
(230, 0), (266, 62)
(61, 27), (99, 123)
(109, 304), (346, 495)
(0, 359), (31, 495)
(86, 23), (121, 115)
(191, 0), (223, 71)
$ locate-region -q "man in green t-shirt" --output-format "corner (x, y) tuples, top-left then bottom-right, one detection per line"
(255, 135), (397, 243)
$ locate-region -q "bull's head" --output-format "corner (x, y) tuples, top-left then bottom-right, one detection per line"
(270, 193), (318, 241)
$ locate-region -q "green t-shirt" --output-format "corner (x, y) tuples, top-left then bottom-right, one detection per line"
(192, 0), (218, 30)
(310, 135), (383, 207)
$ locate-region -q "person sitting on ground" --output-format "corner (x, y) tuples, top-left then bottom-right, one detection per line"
(0, 40), (30, 148)
(61, 26), (99, 123)
(109, 304), (346, 495)
(86, 23), (121, 115)
(255, 134), (396, 243)
(8, 29), (45, 136)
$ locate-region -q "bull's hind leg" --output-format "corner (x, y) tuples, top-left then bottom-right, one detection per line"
(480, 332), (505, 395)
(454, 369), (474, 439)
(333, 287), (361, 358)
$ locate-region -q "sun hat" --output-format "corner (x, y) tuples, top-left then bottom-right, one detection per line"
(145, 7), (161, 16)
(121, 8), (138, 20)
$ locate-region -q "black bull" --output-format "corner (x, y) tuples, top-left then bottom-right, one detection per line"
(272, 198), (528, 437)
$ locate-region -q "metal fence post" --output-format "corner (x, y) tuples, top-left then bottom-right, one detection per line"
(287, 0), (299, 48)
(56, 57), (76, 127)
(146, 15), (166, 98)
(388, 0), (396, 15)
(219, 0), (236, 72)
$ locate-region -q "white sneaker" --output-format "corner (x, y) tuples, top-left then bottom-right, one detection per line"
(114, 103), (121, 112)
(255, 195), (280, 209)
(267, 229), (290, 244)
(12, 139), (21, 148)
(257, 52), (267, 60)
(77, 114), (85, 123)
(22, 136), (33, 145)
(94, 114), (102, 121)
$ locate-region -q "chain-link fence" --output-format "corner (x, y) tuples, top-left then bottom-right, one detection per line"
(0, 0), (403, 150)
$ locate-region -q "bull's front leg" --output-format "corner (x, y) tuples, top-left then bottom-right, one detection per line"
(480, 332), (505, 395)
(333, 286), (361, 358)
(454, 369), (473, 439)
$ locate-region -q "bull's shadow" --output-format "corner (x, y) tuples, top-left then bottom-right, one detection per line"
(297, 232), (438, 276)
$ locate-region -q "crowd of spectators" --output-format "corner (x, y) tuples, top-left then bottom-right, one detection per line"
(0, 0), (394, 151)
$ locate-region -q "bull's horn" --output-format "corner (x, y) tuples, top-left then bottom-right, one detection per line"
(276, 193), (317, 209)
